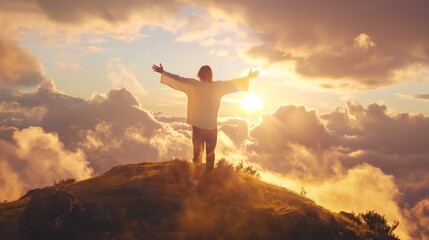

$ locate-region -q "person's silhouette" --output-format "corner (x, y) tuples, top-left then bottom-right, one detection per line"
(153, 64), (259, 173)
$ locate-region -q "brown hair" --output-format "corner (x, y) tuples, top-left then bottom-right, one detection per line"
(197, 65), (213, 82)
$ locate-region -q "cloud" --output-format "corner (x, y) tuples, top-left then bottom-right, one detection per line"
(0, 82), (198, 200)
(405, 199), (429, 240)
(194, 0), (429, 89)
(399, 93), (429, 101)
(0, 84), (192, 173)
(107, 58), (146, 97)
(258, 162), (412, 239)
(342, 115), (428, 236)
(76, 122), (159, 171)
(206, 106), (334, 184)
(246, 105), (340, 179)
(218, 118), (249, 147)
(244, 102), (429, 204)
(321, 102), (429, 204)
(250, 105), (332, 150)
(35, 0), (181, 26)
(354, 33), (376, 49)
(0, 0), (184, 42)
(0, 39), (46, 86)
(149, 124), (192, 160)
(263, 168), (414, 239)
(2, 78), (429, 237)
(246, 45), (289, 63)
(307, 164), (410, 239)
(2, 1), (429, 90)
(324, 101), (429, 155)
(0, 160), (24, 201)
(237, 101), (429, 239)
(0, 127), (93, 201)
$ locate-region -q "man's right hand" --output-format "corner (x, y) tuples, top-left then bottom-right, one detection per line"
(152, 63), (163, 73)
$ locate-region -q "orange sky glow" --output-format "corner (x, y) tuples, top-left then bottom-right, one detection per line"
(1, 1), (429, 239)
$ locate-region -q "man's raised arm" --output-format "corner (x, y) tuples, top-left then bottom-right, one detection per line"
(221, 69), (259, 94)
(152, 63), (195, 93)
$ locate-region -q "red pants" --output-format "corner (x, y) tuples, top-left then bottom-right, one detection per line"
(192, 126), (217, 172)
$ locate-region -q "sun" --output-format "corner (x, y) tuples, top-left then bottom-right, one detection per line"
(240, 93), (264, 112)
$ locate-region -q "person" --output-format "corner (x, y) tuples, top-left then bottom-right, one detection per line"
(152, 63), (259, 173)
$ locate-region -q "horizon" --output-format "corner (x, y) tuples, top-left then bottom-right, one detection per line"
(1, 1), (429, 239)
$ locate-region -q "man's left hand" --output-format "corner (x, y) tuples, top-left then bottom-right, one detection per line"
(248, 68), (259, 78)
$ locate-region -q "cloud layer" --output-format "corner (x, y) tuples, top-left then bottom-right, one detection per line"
(2, 80), (429, 238)
(2, 1), (429, 90)
(194, 0), (429, 89)
(1, 83), (194, 172)
(230, 101), (429, 239)
(245, 101), (429, 204)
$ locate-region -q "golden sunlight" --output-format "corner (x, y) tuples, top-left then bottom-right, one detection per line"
(240, 93), (264, 112)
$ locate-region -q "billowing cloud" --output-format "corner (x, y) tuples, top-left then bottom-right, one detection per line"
(308, 164), (409, 239)
(237, 102), (429, 239)
(258, 162), (412, 239)
(193, 0), (429, 89)
(405, 199), (429, 240)
(246, 105), (339, 180)
(245, 102), (429, 203)
(0, 39), (46, 86)
(0, 160), (24, 201)
(324, 101), (429, 155)
(322, 102), (429, 204)
(218, 118), (249, 148)
(0, 83), (192, 173)
(250, 105), (332, 150)
(0, 84), (195, 201)
(0, 127), (92, 201)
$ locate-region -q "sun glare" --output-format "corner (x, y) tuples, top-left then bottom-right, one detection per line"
(240, 93), (264, 112)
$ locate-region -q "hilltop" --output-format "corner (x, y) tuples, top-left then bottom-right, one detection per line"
(0, 160), (399, 240)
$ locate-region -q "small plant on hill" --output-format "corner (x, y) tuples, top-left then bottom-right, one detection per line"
(213, 158), (236, 177)
(360, 210), (399, 240)
(340, 210), (399, 240)
(216, 158), (234, 170)
(235, 161), (260, 178)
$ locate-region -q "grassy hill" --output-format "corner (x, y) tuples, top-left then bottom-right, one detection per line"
(0, 160), (399, 240)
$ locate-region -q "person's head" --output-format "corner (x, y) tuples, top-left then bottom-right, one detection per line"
(197, 65), (213, 82)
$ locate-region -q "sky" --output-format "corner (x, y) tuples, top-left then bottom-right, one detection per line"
(1, 1), (429, 239)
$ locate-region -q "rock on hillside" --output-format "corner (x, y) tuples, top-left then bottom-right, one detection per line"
(0, 160), (399, 240)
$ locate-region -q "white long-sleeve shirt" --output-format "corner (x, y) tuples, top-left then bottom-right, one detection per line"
(161, 71), (249, 129)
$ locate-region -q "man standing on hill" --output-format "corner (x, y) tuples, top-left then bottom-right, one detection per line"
(152, 64), (259, 173)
